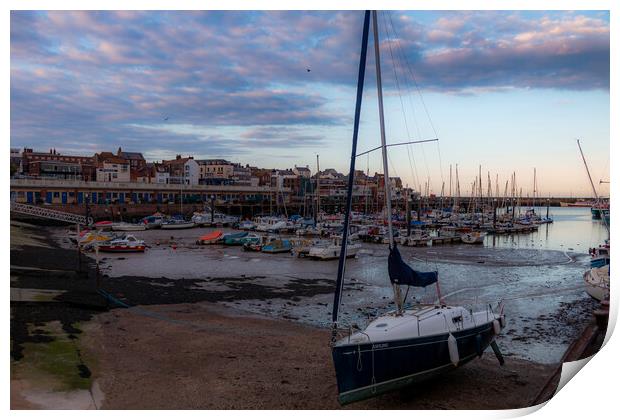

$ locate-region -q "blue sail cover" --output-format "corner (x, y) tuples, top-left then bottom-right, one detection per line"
(388, 244), (438, 287)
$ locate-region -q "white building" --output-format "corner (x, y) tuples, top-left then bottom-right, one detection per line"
(94, 153), (130, 183)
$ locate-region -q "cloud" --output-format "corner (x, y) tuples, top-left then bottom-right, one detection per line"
(10, 10), (610, 159)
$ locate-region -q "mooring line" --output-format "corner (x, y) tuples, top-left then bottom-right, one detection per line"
(97, 289), (207, 331)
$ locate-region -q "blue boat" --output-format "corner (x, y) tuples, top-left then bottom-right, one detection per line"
(261, 237), (292, 253)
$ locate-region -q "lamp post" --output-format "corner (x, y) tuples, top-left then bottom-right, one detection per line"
(210, 194), (215, 225)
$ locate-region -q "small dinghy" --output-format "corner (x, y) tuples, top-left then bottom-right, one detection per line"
(243, 235), (266, 252)
(98, 234), (146, 253)
(222, 231), (249, 245)
(197, 231), (223, 245)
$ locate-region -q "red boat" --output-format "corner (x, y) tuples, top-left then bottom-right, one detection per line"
(93, 220), (113, 230)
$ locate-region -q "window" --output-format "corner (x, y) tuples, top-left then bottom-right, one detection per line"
(112, 173), (118, 179)
(53, 192), (59, 198)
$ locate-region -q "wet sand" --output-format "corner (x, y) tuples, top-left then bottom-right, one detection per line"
(82, 302), (556, 409)
(11, 222), (592, 409)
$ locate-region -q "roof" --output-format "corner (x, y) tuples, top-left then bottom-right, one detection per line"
(119, 151), (145, 160)
(97, 152), (128, 164)
(195, 159), (231, 165)
(163, 157), (191, 165)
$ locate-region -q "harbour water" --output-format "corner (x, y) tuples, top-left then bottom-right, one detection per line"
(485, 206), (609, 252)
(55, 206), (608, 365)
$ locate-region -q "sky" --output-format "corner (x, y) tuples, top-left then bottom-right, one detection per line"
(10, 10), (610, 197)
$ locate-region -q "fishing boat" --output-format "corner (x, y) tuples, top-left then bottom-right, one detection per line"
(255, 216), (287, 232)
(589, 241), (610, 268)
(112, 222), (147, 231)
(142, 214), (165, 229)
(291, 238), (319, 257)
(161, 217), (195, 229)
(584, 264), (610, 301)
(213, 212), (239, 226)
(197, 230), (223, 245)
(308, 237), (361, 260)
(238, 220), (257, 230)
(460, 231), (487, 244)
(191, 212), (212, 227)
(261, 237), (292, 254)
(222, 231), (249, 245)
(399, 229), (431, 246)
(330, 12), (505, 405)
(98, 234), (146, 253)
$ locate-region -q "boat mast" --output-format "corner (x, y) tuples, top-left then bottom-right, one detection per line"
(373, 10), (393, 248)
(577, 139), (609, 234)
(372, 10), (403, 314)
(315, 154), (320, 224)
(577, 139), (600, 203)
(331, 10), (370, 341)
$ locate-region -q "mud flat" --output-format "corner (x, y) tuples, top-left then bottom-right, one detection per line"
(11, 223), (595, 409)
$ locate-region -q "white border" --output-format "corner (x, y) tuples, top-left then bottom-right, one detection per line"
(4, 1), (617, 419)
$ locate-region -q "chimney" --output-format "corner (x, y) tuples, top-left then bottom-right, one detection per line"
(176, 154), (181, 160)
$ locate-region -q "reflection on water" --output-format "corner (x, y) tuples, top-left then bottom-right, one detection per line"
(485, 207), (609, 253)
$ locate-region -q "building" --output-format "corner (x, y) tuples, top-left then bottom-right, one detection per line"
(249, 167), (273, 187)
(20, 148), (95, 180)
(231, 164), (252, 185)
(293, 165), (312, 178)
(10, 178), (287, 208)
(155, 164), (170, 184)
(163, 155), (199, 185)
(10, 148), (22, 174)
(196, 159), (235, 181)
(133, 163), (157, 183)
(94, 152), (130, 183)
(117, 147), (146, 170)
(28, 160), (83, 180)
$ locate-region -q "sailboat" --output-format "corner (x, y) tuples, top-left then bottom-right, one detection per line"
(330, 11), (505, 404)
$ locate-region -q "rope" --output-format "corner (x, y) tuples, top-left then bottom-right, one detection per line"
(97, 289), (207, 331)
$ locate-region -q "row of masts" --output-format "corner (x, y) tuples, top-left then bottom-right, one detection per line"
(302, 162), (548, 217)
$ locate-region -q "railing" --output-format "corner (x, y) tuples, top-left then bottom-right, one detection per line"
(10, 178), (290, 193)
(10, 201), (90, 225)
